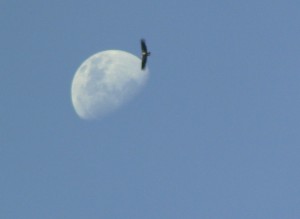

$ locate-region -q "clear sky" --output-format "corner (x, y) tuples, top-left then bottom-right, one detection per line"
(1, 1), (300, 218)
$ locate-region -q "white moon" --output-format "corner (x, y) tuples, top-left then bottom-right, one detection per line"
(71, 50), (149, 120)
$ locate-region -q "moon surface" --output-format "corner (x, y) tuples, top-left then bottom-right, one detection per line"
(71, 50), (149, 120)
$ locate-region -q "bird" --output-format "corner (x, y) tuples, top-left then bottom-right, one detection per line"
(141, 39), (151, 70)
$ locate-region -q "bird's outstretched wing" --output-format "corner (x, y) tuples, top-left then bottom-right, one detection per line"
(141, 55), (147, 70)
(141, 39), (148, 53)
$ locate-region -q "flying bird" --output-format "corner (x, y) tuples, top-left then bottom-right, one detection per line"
(141, 39), (151, 70)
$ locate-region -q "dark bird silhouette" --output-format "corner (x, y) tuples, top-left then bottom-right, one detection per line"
(141, 39), (151, 70)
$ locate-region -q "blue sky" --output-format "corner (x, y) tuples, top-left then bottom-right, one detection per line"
(1, 1), (300, 218)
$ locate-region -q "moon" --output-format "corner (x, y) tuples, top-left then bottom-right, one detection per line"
(71, 50), (149, 120)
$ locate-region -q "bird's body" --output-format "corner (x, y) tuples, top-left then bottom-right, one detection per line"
(141, 39), (150, 70)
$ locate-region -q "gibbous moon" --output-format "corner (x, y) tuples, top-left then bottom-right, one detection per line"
(71, 50), (149, 120)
